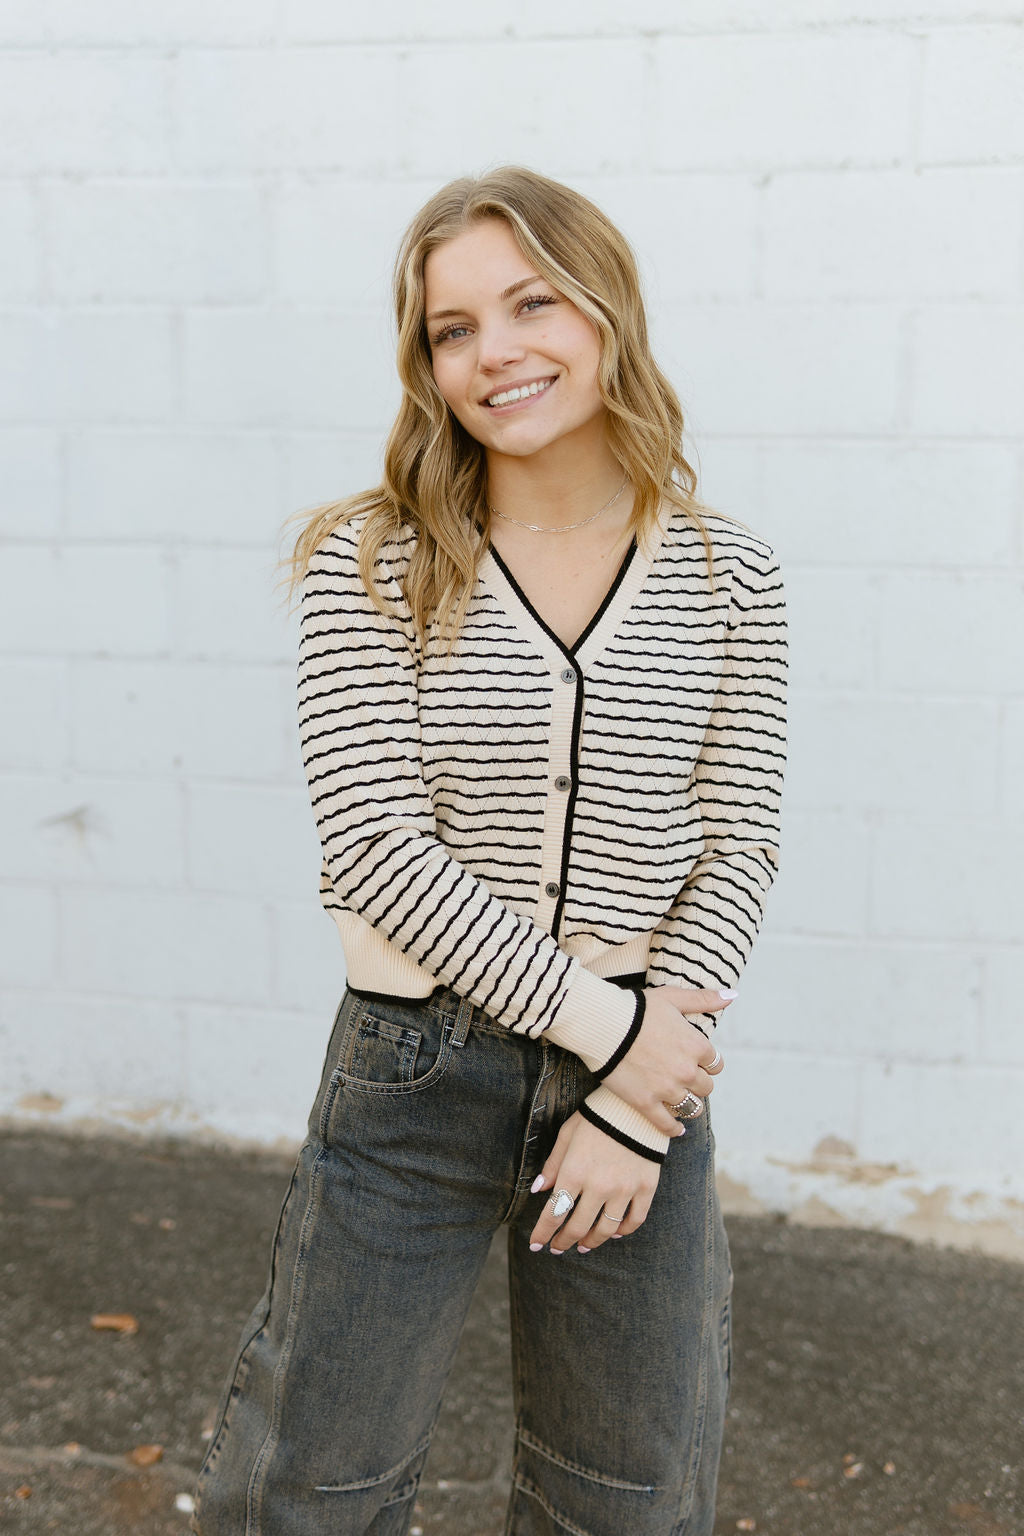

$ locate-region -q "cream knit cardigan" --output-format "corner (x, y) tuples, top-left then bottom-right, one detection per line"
(297, 502), (787, 1161)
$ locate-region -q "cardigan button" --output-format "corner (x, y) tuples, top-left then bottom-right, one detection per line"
(559, 666), (576, 684)
(554, 775), (571, 791)
(544, 882), (560, 899)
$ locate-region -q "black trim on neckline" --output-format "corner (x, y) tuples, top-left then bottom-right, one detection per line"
(488, 537), (638, 659)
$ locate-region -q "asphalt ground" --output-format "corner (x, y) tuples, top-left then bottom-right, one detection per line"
(0, 1129), (1020, 1536)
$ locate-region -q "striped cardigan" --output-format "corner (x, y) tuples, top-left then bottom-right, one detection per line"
(297, 501), (787, 1161)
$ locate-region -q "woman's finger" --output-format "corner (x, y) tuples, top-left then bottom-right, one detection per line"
(529, 1184), (583, 1251)
(576, 1202), (632, 1253)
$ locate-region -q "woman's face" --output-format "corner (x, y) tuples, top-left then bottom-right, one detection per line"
(423, 217), (607, 463)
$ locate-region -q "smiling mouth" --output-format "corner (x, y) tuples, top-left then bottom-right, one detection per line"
(483, 377), (557, 409)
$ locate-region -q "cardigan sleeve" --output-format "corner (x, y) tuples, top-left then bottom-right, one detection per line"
(642, 543), (787, 1024)
(298, 525), (650, 1104)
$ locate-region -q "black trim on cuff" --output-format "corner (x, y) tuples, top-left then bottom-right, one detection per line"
(591, 989), (646, 1082)
(579, 1103), (665, 1164)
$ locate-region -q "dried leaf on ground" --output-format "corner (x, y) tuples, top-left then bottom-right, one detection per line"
(90, 1312), (139, 1334)
(791, 1475), (812, 1488)
(128, 1443), (164, 1467)
(737, 1521), (757, 1532)
(15, 1485), (32, 1499)
(884, 1460), (896, 1475)
(843, 1461), (865, 1479)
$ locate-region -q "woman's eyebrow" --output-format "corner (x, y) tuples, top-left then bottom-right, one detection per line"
(426, 275), (543, 323)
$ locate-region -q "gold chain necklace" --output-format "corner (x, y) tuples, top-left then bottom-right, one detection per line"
(488, 476), (628, 534)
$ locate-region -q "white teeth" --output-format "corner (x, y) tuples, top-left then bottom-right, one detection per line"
(487, 377), (553, 408)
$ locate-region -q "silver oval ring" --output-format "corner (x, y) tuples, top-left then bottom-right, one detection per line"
(549, 1188), (575, 1219)
(600, 1212), (627, 1223)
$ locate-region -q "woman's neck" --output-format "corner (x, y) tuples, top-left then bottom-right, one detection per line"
(484, 437), (625, 534)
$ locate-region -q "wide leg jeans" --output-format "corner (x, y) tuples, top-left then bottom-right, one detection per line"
(192, 984), (732, 1536)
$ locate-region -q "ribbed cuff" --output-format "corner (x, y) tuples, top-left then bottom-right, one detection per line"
(579, 1091), (670, 1163)
(541, 962), (642, 1072)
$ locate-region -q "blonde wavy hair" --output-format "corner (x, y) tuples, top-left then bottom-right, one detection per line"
(283, 165), (713, 644)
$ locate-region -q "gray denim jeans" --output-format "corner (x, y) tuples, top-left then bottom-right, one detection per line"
(192, 984), (732, 1536)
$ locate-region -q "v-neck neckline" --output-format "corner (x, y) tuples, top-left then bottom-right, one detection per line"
(487, 536), (638, 660)
(479, 503), (671, 673)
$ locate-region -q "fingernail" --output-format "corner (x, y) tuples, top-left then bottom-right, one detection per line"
(719, 988), (738, 999)
(577, 1246), (590, 1255)
(611, 1233), (623, 1239)
(530, 1174), (546, 1193)
(550, 1248), (564, 1256)
(674, 1126), (687, 1137)
(529, 1242), (543, 1252)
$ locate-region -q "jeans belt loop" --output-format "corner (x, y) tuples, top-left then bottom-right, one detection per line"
(453, 994), (474, 1048)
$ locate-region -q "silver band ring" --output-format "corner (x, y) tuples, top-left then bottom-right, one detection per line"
(706, 1049), (722, 1071)
(550, 1188), (575, 1219)
(668, 1092), (704, 1120)
(600, 1212), (627, 1223)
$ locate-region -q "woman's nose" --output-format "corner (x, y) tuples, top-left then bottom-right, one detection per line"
(477, 321), (526, 372)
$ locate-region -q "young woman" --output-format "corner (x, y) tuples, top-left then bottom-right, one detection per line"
(193, 166), (786, 1536)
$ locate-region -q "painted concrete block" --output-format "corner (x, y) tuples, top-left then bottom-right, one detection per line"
(0, 661), (67, 772)
(0, 182), (38, 301)
(870, 815), (1024, 944)
(2, 311), (176, 426)
(756, 442), (1017, 570)
(1000, 700), (1024, 819)
(762, 809), (873, 939)
(46, 0), (277, 45)
(0, 430), (61, 538)
(579, 173), (760, 303)
(175, 47), (403, 173)
(0, 547), (171, 658)
(0, 991), (187, 1115)
(709, 1047), (863, 1163)
(272, 176), (436, 306)
(280, 434), (384, 519)
(182, 309), (399, 431)
(271, 897), (346, 1012)
(398, 40), (647, 177)
(876, 570), (1024, 695)
(46, 181), (270, 304)
(0, 775), (185, 887)
(783, 693), (999, 817)
(980, 947), (1024, 1066)
(921, 26), (1024, 164)
(175, 547), (297, 662)
(910, 306), (1024, 438)
(185, 782), (321, 898)
(66, 430), (284, 545)
(60, 888), (272, 1003)
(182, 1001), (326, 1142)
(69, 660), (292, 781)
(738, 936), (984, 1061)
(783, 568), (878, 691)
(763, 168), (1023, 302)
(660, 303), (903, 437)
(860, 1059), (1024, 1195)
(0, 54), (172, 175)
(654, 33), (915, 171)
(0, 885), (57, 987)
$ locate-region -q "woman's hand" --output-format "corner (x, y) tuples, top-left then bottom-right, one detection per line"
(528, 1112), (661, 1255)
(601, 985), (731, 1139)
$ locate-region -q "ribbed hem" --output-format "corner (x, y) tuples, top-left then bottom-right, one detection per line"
(581, 1086), (671, 1160)
(541, 962), (640, 1071)
(579, 1103), (666, 1164)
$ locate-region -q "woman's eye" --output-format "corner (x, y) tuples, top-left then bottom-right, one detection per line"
(432, 323), (470, 344)
(520, 294), (556, 315)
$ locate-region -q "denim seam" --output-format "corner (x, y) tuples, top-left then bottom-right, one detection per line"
(516, 1427), (659, 1493)
(244, 1142), (329, 1536)
(312, 1431), (432, 1494)
(670, 1135), (717, 1534)
(511, 1473), (600, 1536)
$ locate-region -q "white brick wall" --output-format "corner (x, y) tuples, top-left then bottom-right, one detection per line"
(1, 5), (1022, 1256)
